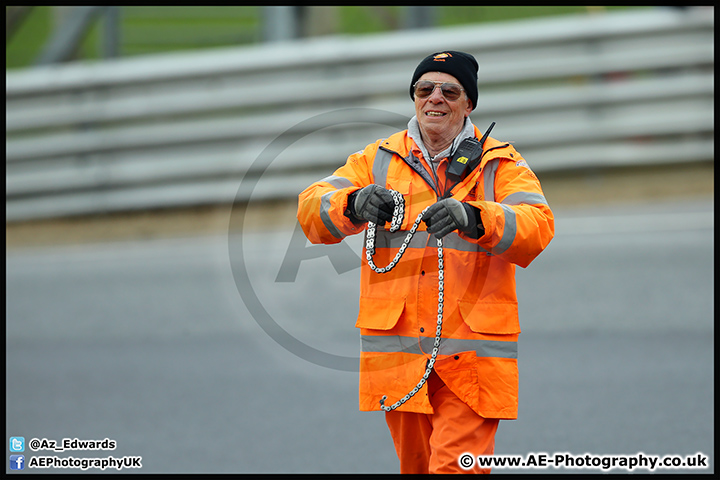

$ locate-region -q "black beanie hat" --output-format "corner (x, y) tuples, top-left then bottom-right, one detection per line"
(409, 51), (479, 110)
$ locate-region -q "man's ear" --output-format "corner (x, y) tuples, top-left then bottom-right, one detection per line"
(464, 97), (473, 116)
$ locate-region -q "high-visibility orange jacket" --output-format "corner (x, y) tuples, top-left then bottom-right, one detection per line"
(297, 125), (554, 419)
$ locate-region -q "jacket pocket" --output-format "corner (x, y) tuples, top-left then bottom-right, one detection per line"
(457, 300), (520, 334)
(355, 296), (405, 330)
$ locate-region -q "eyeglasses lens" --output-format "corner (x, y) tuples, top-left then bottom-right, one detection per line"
(414, 81), (462, 101)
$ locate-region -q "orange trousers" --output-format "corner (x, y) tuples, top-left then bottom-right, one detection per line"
(384, 371), (499, 474)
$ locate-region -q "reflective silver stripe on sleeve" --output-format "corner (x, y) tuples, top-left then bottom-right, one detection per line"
(372, 148), (394, 187)
(361, 335), (517, 359)
(501, 191), (548, 206)
(320, 191), (344, 239)
(321, 175), (355, 190)
(482, 159), (499, 202)
(493, 204), (517, 255)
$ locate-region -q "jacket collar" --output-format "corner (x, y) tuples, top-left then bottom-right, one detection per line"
(381, 123), (509, 165)
(406, 115), (476, 164)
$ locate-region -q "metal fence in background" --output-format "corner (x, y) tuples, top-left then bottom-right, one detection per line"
(5, 7), (714, 222)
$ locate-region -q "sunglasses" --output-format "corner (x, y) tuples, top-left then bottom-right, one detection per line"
(413, 80), (465, 101)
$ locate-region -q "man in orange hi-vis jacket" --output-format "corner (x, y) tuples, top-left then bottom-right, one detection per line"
(297, 51), (554, 474)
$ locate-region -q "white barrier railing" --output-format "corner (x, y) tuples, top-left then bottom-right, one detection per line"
(6, 7), (714, 221)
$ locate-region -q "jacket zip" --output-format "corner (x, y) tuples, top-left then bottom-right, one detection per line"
(379, 145), (439, 197)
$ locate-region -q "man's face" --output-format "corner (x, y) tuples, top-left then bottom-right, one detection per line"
(414, 71), (473, 139)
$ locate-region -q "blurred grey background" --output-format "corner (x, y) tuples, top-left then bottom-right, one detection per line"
(6, 6), (714, 474)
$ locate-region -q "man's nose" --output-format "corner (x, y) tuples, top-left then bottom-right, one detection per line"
(428, 85), (446, 102)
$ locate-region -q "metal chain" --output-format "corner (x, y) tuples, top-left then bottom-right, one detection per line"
(365, 190), (444, 412)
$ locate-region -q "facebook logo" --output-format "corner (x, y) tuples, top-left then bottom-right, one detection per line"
(9, 437), (25, 452)
(10, 455), (25, 470)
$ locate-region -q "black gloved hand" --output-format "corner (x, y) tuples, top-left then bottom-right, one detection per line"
(424, 198), (483, 239)
(347, 184), (396, 225)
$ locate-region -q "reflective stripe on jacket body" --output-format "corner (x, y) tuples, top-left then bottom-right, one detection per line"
(297, 125), (554, 419)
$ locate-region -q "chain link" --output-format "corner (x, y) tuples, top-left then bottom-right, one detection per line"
(366, 190), (444, 412)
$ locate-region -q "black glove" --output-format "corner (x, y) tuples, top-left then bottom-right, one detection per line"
(346, 184), (396, 225)
(424, 198), (483, 239)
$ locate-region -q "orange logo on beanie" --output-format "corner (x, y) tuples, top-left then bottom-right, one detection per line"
(433, 53), (452, 62)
